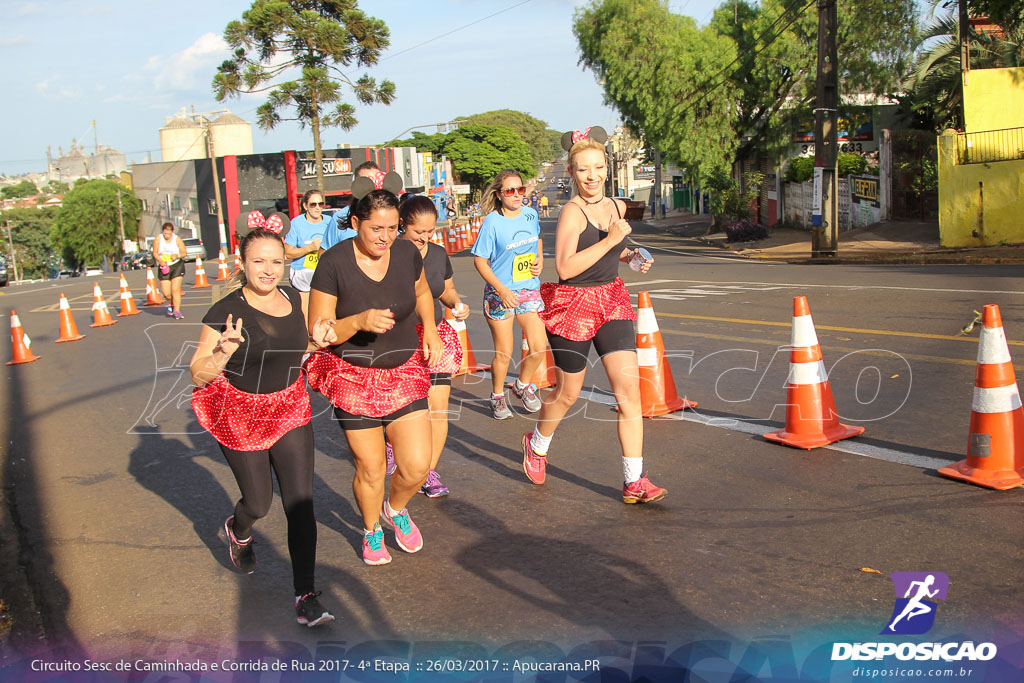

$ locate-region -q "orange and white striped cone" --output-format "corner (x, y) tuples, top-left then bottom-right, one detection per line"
(215, 250), (231, 281)
(6, 311), (40, 365)
(233, 247), (241, 273)
(471, 217), (481, 245)
(144, 268), (165, 306)
(193, 256), (211, 288)
(763, 296), (863, 449)
(445, 307), (489, 376)
(514, 336), (557, 390)
(430, 229), (444, 247)
(117, 275), (141, 317)
(938, 304), (1024, 489)
(55, 294), (85, 343)
(635, 291), (697, 416)
(446, 229), (457, 256)
(89, 283), (117, 328)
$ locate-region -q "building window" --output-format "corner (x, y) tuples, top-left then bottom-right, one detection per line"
(172, 195), (182, 211)
(189, 197), (198, 212)
(208, 199), (217, 215)
(141, 199), (148, 212)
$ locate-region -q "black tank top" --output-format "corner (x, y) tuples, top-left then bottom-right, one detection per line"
(561, 200), (627, 287)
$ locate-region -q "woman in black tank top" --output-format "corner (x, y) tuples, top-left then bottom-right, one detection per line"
(523, 130), (667, 505)
(306, 186), (444, 567)
(190, 226), (339, 627)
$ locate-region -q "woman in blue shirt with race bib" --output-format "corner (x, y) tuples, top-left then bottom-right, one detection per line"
(472, 169), (548, 420)
(285, 189), (335, 319)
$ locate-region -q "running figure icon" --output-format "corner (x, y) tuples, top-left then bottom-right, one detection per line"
(882, 571), (949, 635)
(888, 574), (939, 631)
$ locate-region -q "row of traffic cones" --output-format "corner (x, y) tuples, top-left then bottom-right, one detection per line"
(442, 219), (481, 256)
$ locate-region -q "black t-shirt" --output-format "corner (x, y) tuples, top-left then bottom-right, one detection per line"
(422, 241), (454, 324)
(202, 286), (307, 394)
(310, 238), (424, 369)
(562, 201), (626, 287)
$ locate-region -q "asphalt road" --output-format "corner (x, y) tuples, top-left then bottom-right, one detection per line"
(0, 217), (1022, 679)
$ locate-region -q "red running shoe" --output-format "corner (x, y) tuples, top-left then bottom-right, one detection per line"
(521, 432), (547, 485)
(622, 473), (667, 504)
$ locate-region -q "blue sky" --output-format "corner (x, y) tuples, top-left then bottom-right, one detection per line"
(3, 0), (934, 177)
(1, 0), (731, 176)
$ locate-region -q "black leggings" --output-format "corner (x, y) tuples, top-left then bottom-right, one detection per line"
(547, 320), (635, 374)
(220, 423), (316, 595)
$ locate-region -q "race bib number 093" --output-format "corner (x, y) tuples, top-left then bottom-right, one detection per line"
(512, 253), (535, 282)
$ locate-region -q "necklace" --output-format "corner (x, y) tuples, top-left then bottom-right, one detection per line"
(580, 195), (605, 206)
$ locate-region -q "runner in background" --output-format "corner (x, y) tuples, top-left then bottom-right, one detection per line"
(521, 127), (667, 504)
(540, 193), (550, 218)
(190, 225), (338, 627)
(153, 221), (186, 319)
(285, 189), (333, 319)
(319, 161), (380, 253)
(471, 170), (547, 420)
(394, 195), (469, 497)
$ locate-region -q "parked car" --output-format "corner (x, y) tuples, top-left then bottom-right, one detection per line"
(182, 238), (206, 260)
(119, 253), (135, 271)
(0, 262), (7, 286)
(133, 252), (155, 269)
(57, 270), (77, 279)
(84, 266), (103, 277)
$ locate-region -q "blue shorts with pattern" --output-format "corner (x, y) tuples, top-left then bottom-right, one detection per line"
(483, 284), (545, 321)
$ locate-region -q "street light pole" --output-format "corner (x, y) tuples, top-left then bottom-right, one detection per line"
(811, 0), (839, 258)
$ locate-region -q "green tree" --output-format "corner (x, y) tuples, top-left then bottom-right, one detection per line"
(51, 180), (141, 269)
(1, 179), (39, 200)
(385, 130), (447, 154)
(441, 125), (535, 193)
(574, 0), (739, 184)
(214, 0), (395, 194)
(0, 207), (59, 279)
(456, 110), (562, 166)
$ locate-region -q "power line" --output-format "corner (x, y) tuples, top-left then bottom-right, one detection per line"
(380, 0), (535, 62)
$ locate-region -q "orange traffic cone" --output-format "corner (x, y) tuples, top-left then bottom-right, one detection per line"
(117, 275), (141, 316)
(445, 307), (489, 376)
(89, 283), (117, 328)
(446, 229), (457, 256)
(215, 250), (231, 281)
(193, 256), (211, 288)
(635, 291), (697, 416)
(430, 229), (444, 247)
(233, 247), (241, 273)
(6, 311), (40, 365)
(763, 296), (863, 449)
(515, 336), (557, 390)
(938, 304), (1024, 489)
(55, 294), (85, 343)
(144, 268), (165, 306)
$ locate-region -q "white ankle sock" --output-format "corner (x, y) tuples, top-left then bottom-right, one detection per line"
(384, 500), (401, 517)
(492, 392), (504, 400)
(623, 457), (643, 484)
(530, 429), (552, 455)
(514, 378), (527, 391)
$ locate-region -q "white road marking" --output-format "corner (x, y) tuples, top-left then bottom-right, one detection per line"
(628, 236), (781, 265)
(613, 278), (1024, 296)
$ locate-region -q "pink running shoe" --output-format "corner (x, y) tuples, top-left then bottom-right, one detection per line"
(622, 472), (667, 504)
(385, 441), (396, 476)
(362, 523), (392, 565)
(380, 501), (423, 553)
(521, 432), (547, 485)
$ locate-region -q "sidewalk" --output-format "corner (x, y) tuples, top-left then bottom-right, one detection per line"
(644, 209), (1024, 264)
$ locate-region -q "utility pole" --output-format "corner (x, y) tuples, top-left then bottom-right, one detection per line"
(652, 146), (662, 219)
(811, 0), (839, 258)
(116, 186), (126, 248)
(4, 221), (20, 284)
(204, 118), (228, 251)
(959, 0), (970, 127)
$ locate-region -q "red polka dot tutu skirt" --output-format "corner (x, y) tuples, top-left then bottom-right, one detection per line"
(191, 373), (311, 451)
(304, 348), (430, 418)
(416, 319), (464, 376)
(539, 277), (636, 341)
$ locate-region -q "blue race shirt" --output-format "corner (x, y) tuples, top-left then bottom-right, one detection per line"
(471, 206), (541, 291)
(320, 205), (357, 251)
(285, 213), (334, 269)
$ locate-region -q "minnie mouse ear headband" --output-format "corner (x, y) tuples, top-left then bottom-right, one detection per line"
(235, 210), (291, 239)
(560, 126), (608, 152)
(350, 171), (403, 200)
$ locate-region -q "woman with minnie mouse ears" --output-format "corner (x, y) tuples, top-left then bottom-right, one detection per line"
(306, 175), (444, 566)
(190, 213), (339, 627)
(520, 126), (667, 504)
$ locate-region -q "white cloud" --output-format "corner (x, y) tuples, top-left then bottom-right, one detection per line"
(0, 35), (31, 47)
(144, 32), (229, 92)
(35, 76), (82, 101)
(15, 2), (43, 16)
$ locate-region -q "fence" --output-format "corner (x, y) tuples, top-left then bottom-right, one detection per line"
(783, 179), (851, 230)
(956, 127), (1024, 165)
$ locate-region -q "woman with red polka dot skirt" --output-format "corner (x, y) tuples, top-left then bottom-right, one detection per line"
(520, 127), (667, 504)
(394, 195), (468, 498)
(306, 181), (444, 566)
(190, 226), (338, 627)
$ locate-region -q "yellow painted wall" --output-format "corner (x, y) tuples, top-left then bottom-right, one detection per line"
(963, 67), (1024, 133)
(938, 130), (1024, 247)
